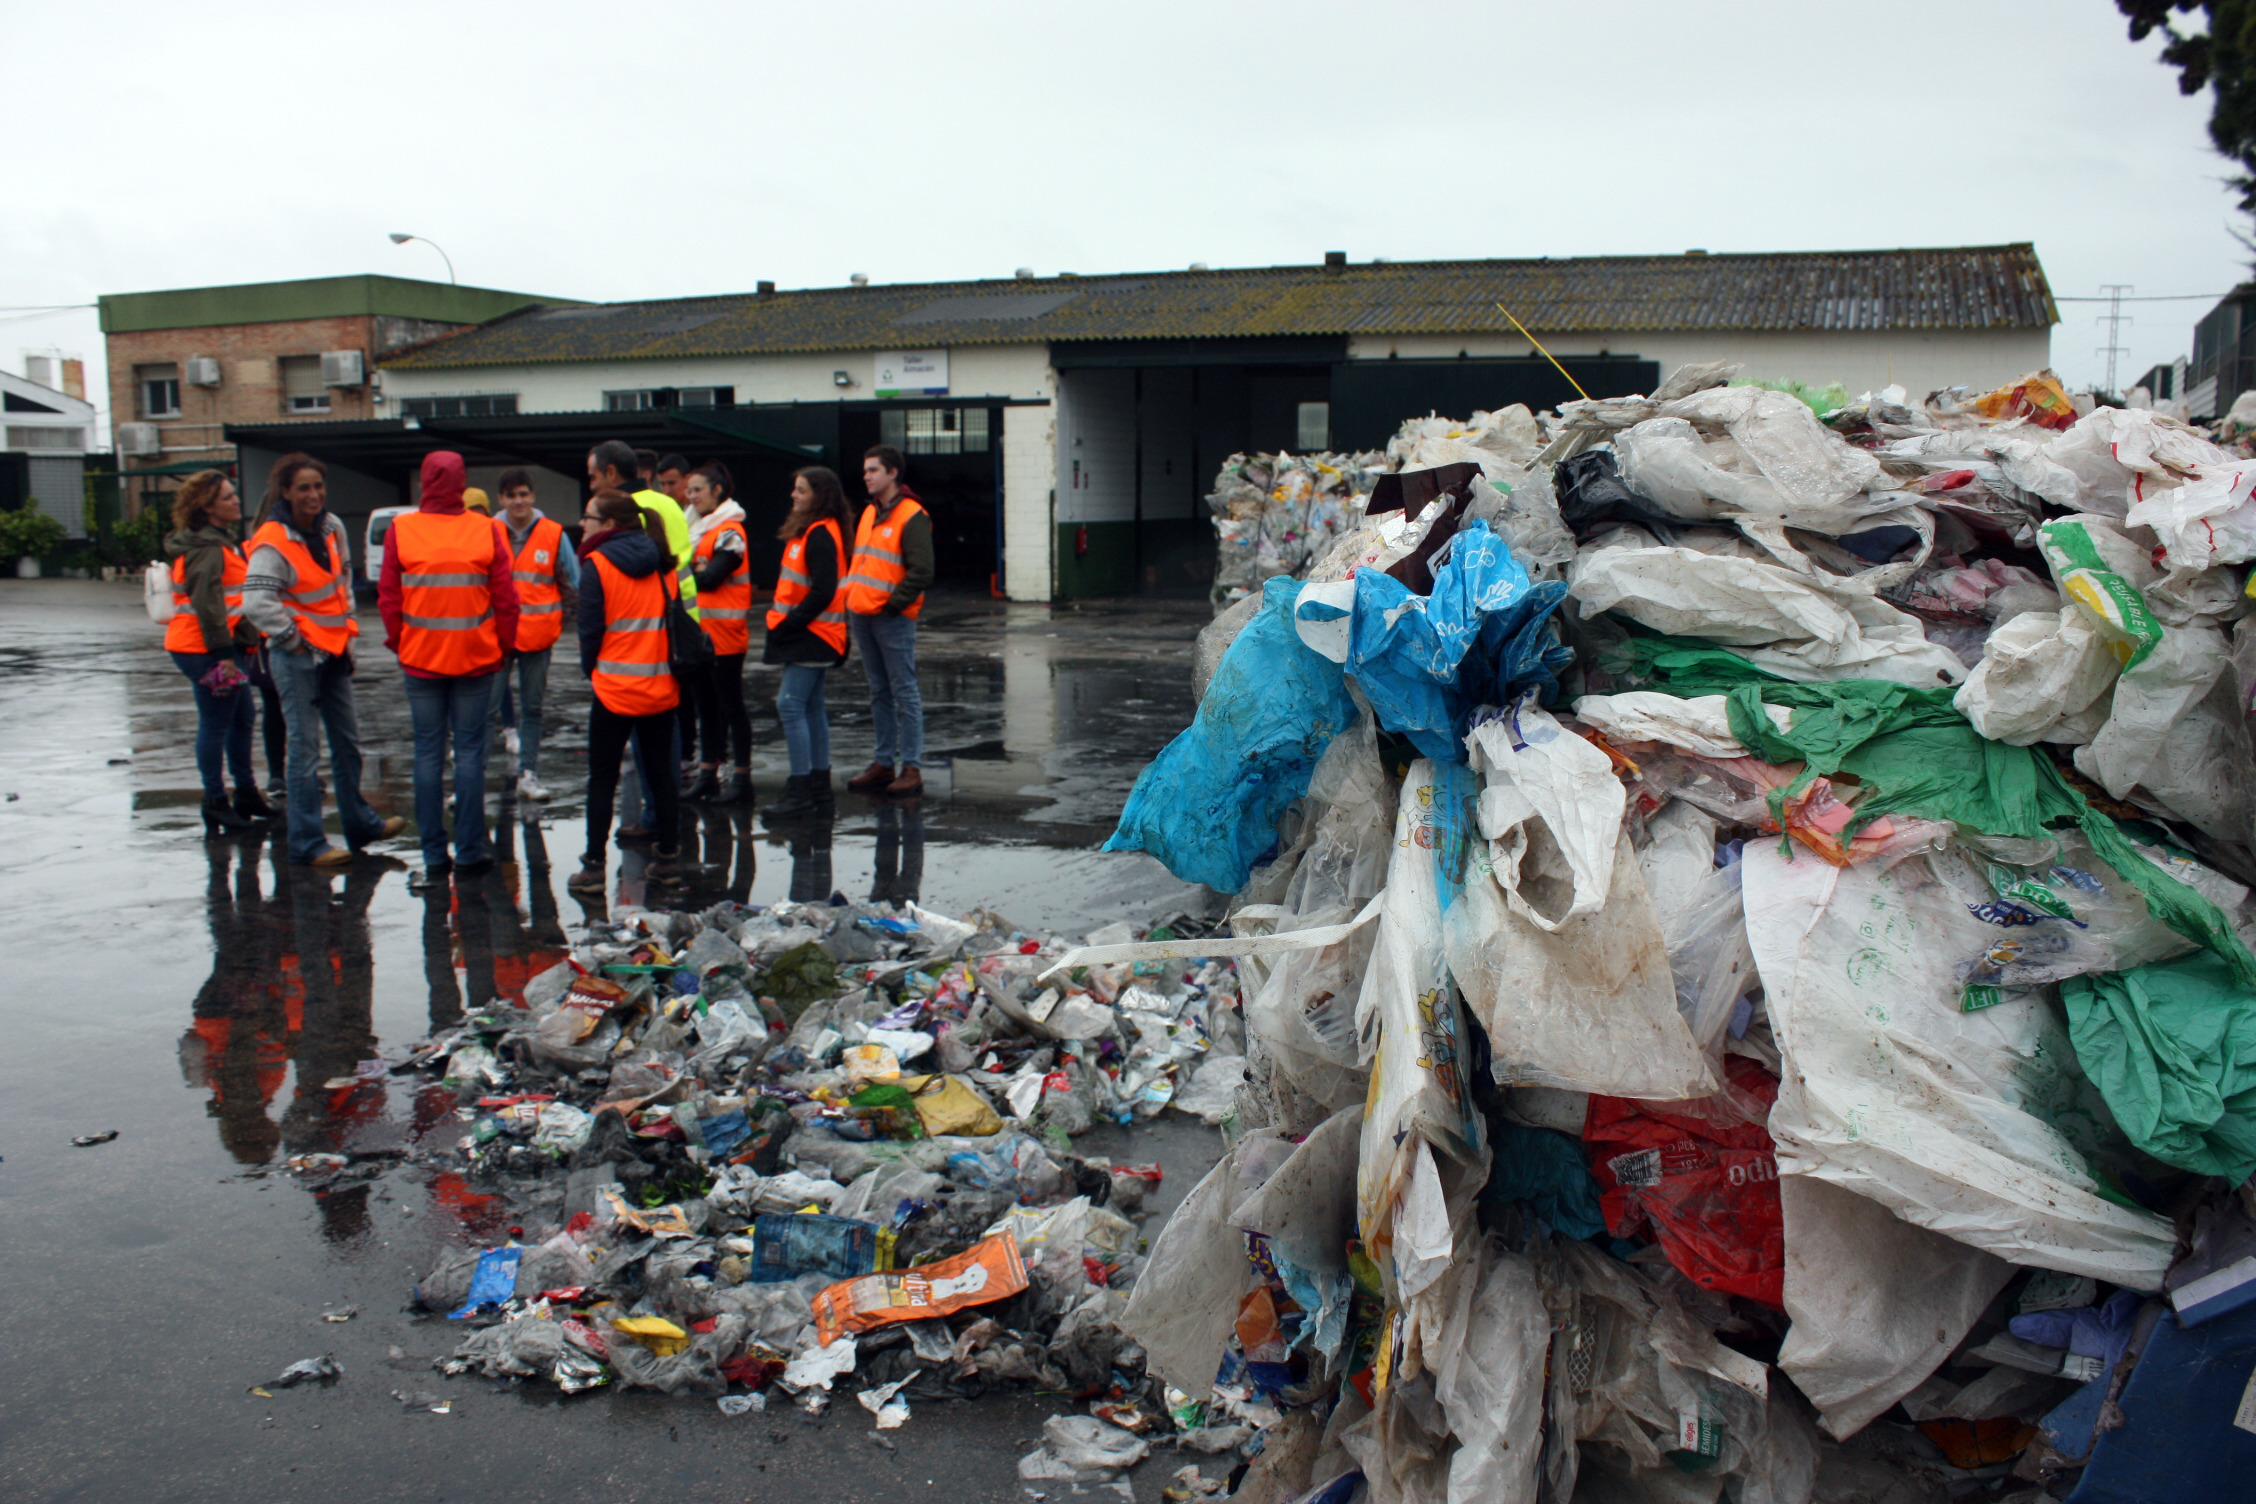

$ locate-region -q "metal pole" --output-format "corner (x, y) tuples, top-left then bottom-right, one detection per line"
(2096, 284), (2133, 396)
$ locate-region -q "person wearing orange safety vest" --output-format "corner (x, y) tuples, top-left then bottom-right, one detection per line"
(490, 467), (578, 805)
(379, 450), (520, 893)
(841, 444), (936, 799)
(685, 461), (755, 804)
(242, 452), (407, 869)
(163, 468), (269, 836)
(763, 464), (853, 819)
(568, 489), (685, 894)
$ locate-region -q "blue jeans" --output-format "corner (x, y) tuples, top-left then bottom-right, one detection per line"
(272, 646), (387, 864)
(404, 671), (498, 870)
(777, 665), (832, 776)
(849, 613), (923, 767)
(488, 648), (551, 776)
(171, 650), (257, 799)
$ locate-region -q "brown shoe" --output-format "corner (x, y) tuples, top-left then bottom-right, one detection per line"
(304, 847), (354, 869)
(846, 760), (896, 792)
(885, 766), (924, 797)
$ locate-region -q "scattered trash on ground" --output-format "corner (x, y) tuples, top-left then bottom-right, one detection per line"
(71, 1131), (118, 1147)
(1108, 366), (2256, 1501)
(361, 889), (1247, 1463)
(266, 1355), (342, 1390)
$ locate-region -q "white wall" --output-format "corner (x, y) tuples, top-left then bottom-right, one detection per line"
(379, 341), (1056, 412)
(1347, 327), (2057, 403)
(1054, 367), (1137, 525)
(1000, 400), (1056, 601)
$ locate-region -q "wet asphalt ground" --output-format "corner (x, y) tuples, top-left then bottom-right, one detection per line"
(0, 581), (1225, 1504)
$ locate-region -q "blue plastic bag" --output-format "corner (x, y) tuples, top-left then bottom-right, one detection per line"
(1329, 522), (1569, 763)
(748, 1212), (879, 1283)
(1103, 575), (1358, 891)
(447, 1246), (522, 1318)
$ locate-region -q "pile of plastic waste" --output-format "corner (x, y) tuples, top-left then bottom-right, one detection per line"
(1099, 363), (2256, 1502)
(1209, 451), (1385, 610)
(387, 895), (1265, 1448)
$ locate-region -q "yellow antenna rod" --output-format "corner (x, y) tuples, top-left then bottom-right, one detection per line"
(1498, 304), (1591, 401)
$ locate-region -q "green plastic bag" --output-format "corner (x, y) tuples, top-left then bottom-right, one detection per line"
(2062, 953), (2256, 1181)
(1617, 637), (2256, 989)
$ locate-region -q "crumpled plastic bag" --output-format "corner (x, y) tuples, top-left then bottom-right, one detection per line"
(1952, 609), (2119, 746)
(1018, 1414), (1150, 1483)
(2062, 951), (2256, 1182)
(1742, 842), (2175, 1287)
(1775, 1175), (2013, 1440)
(2125, 457), (2256, 572)
(1431, 1239), (1548, 1504)
(1355, 763), (1488, 1250)
(1444, 734), (1716, 1101)
(1571, 541), (1965, 687)
(1121, 1148), (1261, 1394)
(1105, 574), (1359, 891)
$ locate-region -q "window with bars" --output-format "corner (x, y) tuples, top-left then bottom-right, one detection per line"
(279, 356), (330, 414)
(879, 406), (991, 455)
(605, 390), (656, 412)
(7, 426), (86, 450)
(400, 394), (520, 419)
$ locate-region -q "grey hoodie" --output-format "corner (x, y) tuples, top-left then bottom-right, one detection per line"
(242, 510), (354, 652)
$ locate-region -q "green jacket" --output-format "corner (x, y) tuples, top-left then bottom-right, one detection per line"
(163, 523), (258, 656)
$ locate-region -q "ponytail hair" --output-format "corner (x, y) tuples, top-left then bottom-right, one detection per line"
(589, 487), (664, 542)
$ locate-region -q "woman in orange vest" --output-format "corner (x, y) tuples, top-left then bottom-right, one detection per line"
(569, 489), (685, 893)
(763, 465), (853, 819)
(242, 453), (407, 868)
(163, 468), (267, 835)
(379, 450), (520, 892)
(686, 461), (754, 804)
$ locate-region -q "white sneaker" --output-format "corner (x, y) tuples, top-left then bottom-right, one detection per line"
(518, 771), (550, 802)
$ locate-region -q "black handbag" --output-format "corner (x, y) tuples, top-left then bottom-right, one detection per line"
(664, 572), (714, 674)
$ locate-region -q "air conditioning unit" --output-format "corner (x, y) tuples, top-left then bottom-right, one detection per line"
(321, 350), (366, 387)
(118, 423), (160, 456)
(185, 357), (221, 387)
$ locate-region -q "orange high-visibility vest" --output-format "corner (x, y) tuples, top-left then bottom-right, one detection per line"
(166, 545), (247, 654)
(509, 515), (567, 653)
(842, 495), (925, 620)
(392, 510), (504, 676)
(249, 519), (359, 654)
(588, 550), (680, 716)
(766, 518), (848, 654)
(693, 517), (753, 655)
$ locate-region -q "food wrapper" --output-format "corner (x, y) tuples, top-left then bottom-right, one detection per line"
(811, 1231), (1027, 1345)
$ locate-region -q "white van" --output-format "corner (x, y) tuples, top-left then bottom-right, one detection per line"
(364, 506), (411, 584)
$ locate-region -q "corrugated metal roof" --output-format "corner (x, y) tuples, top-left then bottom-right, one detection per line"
(382, 246), (2056, 370)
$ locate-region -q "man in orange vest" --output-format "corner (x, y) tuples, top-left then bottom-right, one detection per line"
(378, 450), (520, 892)
(841, 444), (935, 797)
(490, 467), (578, 804)
(242, 452), (408, 868)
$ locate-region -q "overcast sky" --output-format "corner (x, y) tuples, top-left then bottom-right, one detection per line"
(7, 1), (2244, 431)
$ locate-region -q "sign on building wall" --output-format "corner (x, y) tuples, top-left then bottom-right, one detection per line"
(874, 349), (948, 398)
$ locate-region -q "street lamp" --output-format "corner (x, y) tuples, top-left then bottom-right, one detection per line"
(388, 233), (456, 284)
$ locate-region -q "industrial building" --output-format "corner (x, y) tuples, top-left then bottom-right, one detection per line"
(106, 246), (2057, 599)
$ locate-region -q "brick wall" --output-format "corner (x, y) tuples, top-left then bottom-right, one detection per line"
(106, 313), (430, 463)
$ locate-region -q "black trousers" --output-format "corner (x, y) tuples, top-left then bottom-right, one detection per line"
(585, 700), (680, 861)
(700, 652), (752, 768)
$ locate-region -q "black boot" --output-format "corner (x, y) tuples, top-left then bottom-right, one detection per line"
(683, 765), (722, 803)
(767, 774), (817, 820)
(233, 784), (276, 821)
(809, 768), (835, 811)
(717, 768), (753, 805)
(201, 794), (259, 836)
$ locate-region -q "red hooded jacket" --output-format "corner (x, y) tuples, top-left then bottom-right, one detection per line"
(379, 450), (521, 678)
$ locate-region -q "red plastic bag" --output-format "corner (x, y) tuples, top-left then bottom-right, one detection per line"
(1585, 1056), (1785, 1309)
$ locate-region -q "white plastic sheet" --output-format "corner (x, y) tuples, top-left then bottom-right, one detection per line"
(1464, 703), (1623, 932)
(1775, 1175), (2013, 1440)
(1570, 542), (1966, 687)
(1445, 820), (1716, 1101)
(1741, 842), (2175, 1287)
(1433, 1241), (1548, 1504)
(1121, 1148), (1261, 1394)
